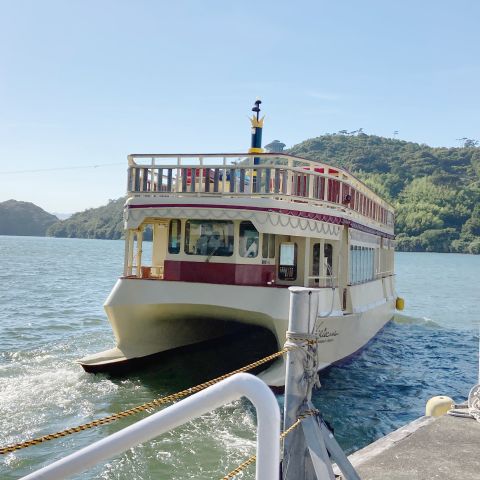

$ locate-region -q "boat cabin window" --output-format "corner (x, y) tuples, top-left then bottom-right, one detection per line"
(239, 221), (259, 258)
(349, 245), (375, 284)
(278, 242), (297, 281)
(324, 243), (333, 276)
(312, 242), (334, 278)
(168, 220), (181, 254)
(262, 234), (276, 259)
(184, 220), (234, 256)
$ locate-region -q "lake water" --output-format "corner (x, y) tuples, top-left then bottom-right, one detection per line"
(0, 236), (478, 479)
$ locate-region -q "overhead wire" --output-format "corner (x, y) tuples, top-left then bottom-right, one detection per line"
(0, 163), (124, 175)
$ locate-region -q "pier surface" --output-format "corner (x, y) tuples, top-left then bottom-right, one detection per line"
(341, 414), (480, 479)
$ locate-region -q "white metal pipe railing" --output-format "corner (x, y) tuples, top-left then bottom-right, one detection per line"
(20, 373), (280, 480)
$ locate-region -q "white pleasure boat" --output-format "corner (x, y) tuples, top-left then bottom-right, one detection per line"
(79, 101), (398, 386)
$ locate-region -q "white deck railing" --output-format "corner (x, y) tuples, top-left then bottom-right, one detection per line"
(20, 373), (280, 480)
(126, 153), (394, 228)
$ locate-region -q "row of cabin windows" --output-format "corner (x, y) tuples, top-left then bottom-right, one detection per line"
(166, 219), (334, 285)
(166, 220), (379, 285)
(349, 245), (375, 285)
(166, 220), (305, 283)
(168, 220), (273, 259)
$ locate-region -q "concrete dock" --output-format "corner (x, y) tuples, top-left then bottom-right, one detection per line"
(338, 414), (480, 479)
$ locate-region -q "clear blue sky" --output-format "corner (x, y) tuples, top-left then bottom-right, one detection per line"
(0, 0), (479, 213)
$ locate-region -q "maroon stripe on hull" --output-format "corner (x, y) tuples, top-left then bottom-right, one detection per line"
(164, 260), (276, 286)
(128, 203), (394, 239)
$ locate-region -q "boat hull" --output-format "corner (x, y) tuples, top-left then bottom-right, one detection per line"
(79, 277), (395, 386)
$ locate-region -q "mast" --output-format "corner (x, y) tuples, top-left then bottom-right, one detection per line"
(249, 99), (265, 191)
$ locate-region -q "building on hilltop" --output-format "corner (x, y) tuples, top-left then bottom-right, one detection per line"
(264, 140), (286, 153)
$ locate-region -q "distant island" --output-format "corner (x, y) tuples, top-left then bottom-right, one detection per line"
(2, 134), (479, 253)
(0, 200), (58, 236)
(46, 198), (125, 239)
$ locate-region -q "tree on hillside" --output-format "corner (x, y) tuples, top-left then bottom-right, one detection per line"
(457, 137), (479, 148)
(288, 134), (480, 253)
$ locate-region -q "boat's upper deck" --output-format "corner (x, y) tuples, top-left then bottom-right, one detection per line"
(127, 153), (394, 230)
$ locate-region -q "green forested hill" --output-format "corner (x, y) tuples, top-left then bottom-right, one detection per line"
(46, 198), (125, 239)
(0, 200), (58, 236)
(43, 134), (480, 253)
(289, 134), (480, 254)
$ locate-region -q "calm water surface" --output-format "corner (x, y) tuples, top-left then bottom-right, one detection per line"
(0, 236), (478, 479)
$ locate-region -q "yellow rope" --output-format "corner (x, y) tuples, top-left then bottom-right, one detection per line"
(221, 410), (317, 479)
(0, 348), (290, 455)
(223, 454), (257, 479)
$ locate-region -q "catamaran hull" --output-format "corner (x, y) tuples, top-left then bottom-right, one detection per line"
(79, 277), (395, 386)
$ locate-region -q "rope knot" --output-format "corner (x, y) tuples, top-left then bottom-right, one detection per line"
(284, 331), (320, 348)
